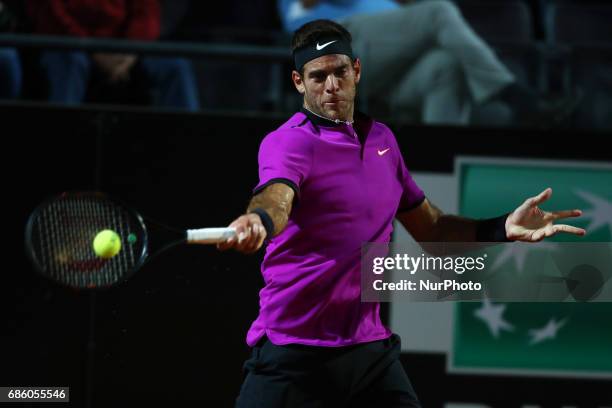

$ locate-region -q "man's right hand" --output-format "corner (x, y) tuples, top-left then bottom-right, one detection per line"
(219, 182), (294, 254)
(217, 213), (267, 254)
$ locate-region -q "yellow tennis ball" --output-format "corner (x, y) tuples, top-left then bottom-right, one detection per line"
(93, 229), (122, 258)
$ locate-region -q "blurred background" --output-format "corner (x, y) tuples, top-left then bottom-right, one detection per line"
(2, 0), (611, 406)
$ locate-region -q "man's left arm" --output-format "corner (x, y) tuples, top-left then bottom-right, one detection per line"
(397, 198), (480, 242)
(397, 188), (586, 243)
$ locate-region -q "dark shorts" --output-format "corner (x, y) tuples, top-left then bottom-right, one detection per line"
(235, 333), (421, 408)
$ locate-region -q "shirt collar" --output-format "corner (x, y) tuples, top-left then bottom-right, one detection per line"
(300, 107), (373, 140)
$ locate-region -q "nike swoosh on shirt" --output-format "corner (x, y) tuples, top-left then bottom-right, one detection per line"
(316, 40), (337, 51)
(377, 148), (391, 156)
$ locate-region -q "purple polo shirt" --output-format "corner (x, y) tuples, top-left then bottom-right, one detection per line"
(246, 109), (425, 347)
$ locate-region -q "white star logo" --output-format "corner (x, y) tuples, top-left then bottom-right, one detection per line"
(474, 298), (514, 338)
(490, 242), (558, 274)
(528, 317), (567, 345)
(574, 189), (612, 235)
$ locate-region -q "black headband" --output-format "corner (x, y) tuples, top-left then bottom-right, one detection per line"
(293, 36), (354, 72)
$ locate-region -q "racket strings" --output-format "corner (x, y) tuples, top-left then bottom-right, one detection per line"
(30, 193), (144, 288)
(100, 196), (133, 286)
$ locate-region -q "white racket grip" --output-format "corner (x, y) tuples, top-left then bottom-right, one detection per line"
(187, 227), (236, 244)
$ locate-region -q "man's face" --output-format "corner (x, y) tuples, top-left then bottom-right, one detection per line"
(292, 54), (361, 121)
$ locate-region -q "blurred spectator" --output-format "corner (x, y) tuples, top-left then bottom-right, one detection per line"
(25, 0), (200, 111)
(278, 0), (579, 127)
(0, 0), (21, 99)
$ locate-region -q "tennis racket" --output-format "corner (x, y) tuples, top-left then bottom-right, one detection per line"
(24, 191), (236, 289)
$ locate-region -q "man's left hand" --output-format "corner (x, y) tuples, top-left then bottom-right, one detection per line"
(506, 188), (586, 242)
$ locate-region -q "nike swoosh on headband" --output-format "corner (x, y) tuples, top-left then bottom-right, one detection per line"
(316, 40), (337, 51)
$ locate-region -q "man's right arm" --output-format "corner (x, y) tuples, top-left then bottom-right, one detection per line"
(217, 183), (295, 254)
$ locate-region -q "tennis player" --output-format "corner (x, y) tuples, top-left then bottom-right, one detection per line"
(219, 19), (586, 408)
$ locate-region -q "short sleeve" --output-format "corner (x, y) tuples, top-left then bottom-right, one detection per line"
(253, 129), (313, 197)
(383, 127), (425, 212)
(398, 158), (426, 212)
